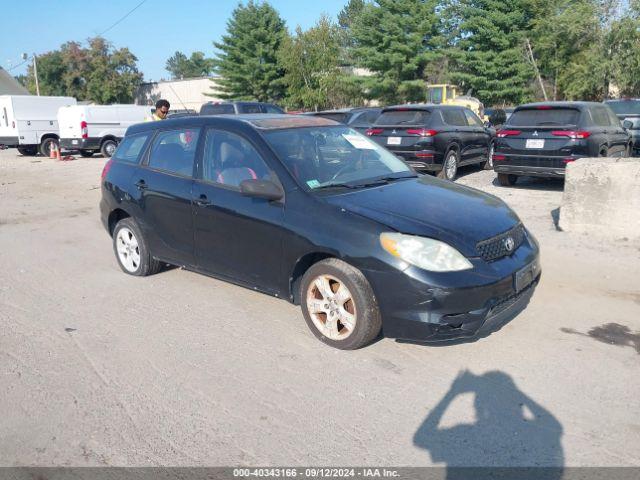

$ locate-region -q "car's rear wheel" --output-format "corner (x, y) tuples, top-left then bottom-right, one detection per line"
(438, 150), (459, 181)
(101, 139), (118, 158)
(79, 150), (94, 158)
(112, 217), (161, 276)
(17, 146), (37, 156)
(497, 173), (518, 186)
(599, 147), (608, 157)
(300, 258), (381, 350)
(484, 143), (494, 170)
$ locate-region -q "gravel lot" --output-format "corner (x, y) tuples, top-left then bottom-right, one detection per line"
(1, 149), (639, 467)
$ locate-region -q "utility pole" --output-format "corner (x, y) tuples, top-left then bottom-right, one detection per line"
(33, 54), (40, 96)
(525, 38), (547, 101)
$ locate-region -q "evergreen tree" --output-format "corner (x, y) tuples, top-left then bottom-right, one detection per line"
(444, 0), (536, 105)
(166, 51), (214, 79)
(351, 0), (441, 104)
(211, 1), (287, 102)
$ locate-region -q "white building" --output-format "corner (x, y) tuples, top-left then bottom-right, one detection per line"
(135, 76), (223, 111)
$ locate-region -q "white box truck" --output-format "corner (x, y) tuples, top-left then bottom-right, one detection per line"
(0, 95), (77, 156)
(58, 104), (153, 157)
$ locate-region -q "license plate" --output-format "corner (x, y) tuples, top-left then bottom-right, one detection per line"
(387, 137), (401, 145)
(514, 259), (540, 293)
(525, 139), (544, 149)
(72, 139), (78, 145)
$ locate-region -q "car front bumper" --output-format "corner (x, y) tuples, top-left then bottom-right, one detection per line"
(363, 233), (540, 342)
(60, 137), (102, 151)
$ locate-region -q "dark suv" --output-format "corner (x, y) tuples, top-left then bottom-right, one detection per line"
(307, 107), (382, 134)
(604, 98), (640, 156)
(493, 101), (632, 186)
(366, 105), (494, 181)
(200, 101), (284, 115)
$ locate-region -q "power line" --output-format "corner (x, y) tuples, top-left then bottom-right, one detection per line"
(98, 0), (148, 36)
(6, 57), (30, 72)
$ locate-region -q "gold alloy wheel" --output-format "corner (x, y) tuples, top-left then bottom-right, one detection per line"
(306, 274), (357, 340)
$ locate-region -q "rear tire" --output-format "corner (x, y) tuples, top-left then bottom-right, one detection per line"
(300, 258), (381, 350)
(112, 217), (162, 277)
(17, 146), (38, 156)
(497, 173), (518, 186)
(39, 137), (58, 157)
(79, 150), (94, 158)
(101, 139), (118, 158)
(599, 147), (608, 157)
(437, 149), (459, 181)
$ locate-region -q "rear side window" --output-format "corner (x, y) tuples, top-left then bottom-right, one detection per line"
(201, 104), (235, 115)
(376, 110), (431, 126)
(441, 108), (467, 126)
(508, 108), (580, 127)
(112, 133), (150, 164)
(264, 104), (284, 114)
(591, 106), (612, 127)
(239, 104), (263, 114)
(147, 128), (200, 177)
(464, 109), (484, 127)
(606, 107), (621, 127)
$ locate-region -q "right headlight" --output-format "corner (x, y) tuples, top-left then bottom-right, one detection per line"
(380, 232), (473, 272)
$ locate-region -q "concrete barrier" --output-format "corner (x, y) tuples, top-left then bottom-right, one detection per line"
(559, 158), (640, 239)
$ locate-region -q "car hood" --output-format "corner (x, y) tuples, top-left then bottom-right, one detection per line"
(324, 176), (520, 256)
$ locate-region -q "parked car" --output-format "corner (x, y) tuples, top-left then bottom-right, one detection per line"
(166, 109), (197, 119)
(307, 107), (382, 134)
(58, 104), (153, 157)
(200, 101), (284, 115)
(0, 95), (76, 156)
(604, 98), (640, 156)
(100, 114), (540, 349)
(366, 104), (494, 180)
(492, 101), (632, 186)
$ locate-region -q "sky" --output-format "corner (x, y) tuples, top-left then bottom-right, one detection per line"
(1, 0), (348, 82)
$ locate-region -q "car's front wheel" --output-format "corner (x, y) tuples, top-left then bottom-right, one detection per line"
(112, 217), (161, 276)
(300, 258), (381, 350)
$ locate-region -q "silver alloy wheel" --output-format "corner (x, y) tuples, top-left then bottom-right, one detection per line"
(445, 152), (457, 180)
(488, 144), (494, 168)
(105, 142), (116, 156)
(116, 227), (141, 273)
(306, 274), (357, 340)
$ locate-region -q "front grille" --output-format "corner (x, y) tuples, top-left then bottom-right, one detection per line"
(476, 224), (525, 261)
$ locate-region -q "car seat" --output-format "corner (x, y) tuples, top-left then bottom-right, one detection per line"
(217, 141), (257, 187)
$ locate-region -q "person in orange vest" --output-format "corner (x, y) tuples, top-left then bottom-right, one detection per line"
(146, 99), (170, 121)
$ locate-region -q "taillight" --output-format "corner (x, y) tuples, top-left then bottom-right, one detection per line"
(80, 121), (88, 139)
(563, 157), (576, 163)
(366, 128), (383, 136)
(415, 152), (434, 158)
(101, 158), (113, 180)
(497, 130), (522, 137)
(406, 129), (438, 137)
(536, 106), (553, 110)
(551, 130), (591, 139)
(492, 154), (506, 161)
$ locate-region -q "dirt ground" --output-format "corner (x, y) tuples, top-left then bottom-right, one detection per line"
(1, 149), (639, 467)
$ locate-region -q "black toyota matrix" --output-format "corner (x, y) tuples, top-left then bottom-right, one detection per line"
(100, 115), (540, 349)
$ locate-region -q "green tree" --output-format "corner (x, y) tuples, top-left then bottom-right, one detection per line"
(607, 16), (640, 96)
(351, 0), (441, 103)
(24, 51), (67, 96)
(337, 0), (365, 66)
(166, 51), (214, 79)
(278, 16), (362, 110)
(211, 0), (287, 101)
(444, 0), (536, 105)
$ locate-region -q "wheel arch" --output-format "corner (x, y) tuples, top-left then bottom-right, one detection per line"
(38, 133), (59, 144)
(100, 135), (118, 146)
(108, 208), (131, 236)
(289, 251), (337, 305)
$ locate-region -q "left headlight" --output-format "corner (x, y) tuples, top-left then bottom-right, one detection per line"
(380, 232), (473, 272)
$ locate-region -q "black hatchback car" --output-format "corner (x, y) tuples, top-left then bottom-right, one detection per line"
(100, 115), (540, 349)
(366, 105), (494, 181)
(493, 101), (632, 186)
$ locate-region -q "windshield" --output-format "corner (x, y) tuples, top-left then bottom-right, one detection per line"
(428, 87), (443, 104)
(605, 100), (640, 115)
(508, 108), (580, 127)
(262, 126), (413, 190)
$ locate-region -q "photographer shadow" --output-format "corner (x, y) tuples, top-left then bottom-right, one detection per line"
(413, 371), (564, 480)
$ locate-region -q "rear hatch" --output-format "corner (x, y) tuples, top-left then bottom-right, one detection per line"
(495, 106), (586, 168)
(366, 109), (435, 154)
(57, 106), (83, 139)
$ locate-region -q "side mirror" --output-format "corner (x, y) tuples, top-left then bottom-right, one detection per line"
(622, 120), (633, 130)
(239, 178), (284, 201)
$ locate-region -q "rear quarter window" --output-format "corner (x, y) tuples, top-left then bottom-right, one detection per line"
(376, 110), (431, 126)
(508, 108), (581, 127)
(112, 133), (150, 164)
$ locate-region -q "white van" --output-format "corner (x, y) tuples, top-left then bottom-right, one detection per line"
(0, 95), (77, 156)
(58, 105), (152, 157)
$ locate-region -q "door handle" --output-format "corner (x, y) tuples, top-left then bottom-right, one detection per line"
(134, 179), (147, 190)
(194, 194), (211, 207)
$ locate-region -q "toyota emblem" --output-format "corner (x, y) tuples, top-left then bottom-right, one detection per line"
(504, 236), (515, 252)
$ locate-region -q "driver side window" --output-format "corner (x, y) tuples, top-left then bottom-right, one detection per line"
(201, 129), (270, 188)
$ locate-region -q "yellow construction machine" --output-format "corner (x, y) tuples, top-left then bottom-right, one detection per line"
(426, 84), (484, 119)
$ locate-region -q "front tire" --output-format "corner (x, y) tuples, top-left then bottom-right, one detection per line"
(437, 149), (459, 181)
(497, 173), (518, 186)
(300, 258), (381, 350)
(101, 139), (118, 158)
(112, 218), (161, 276)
